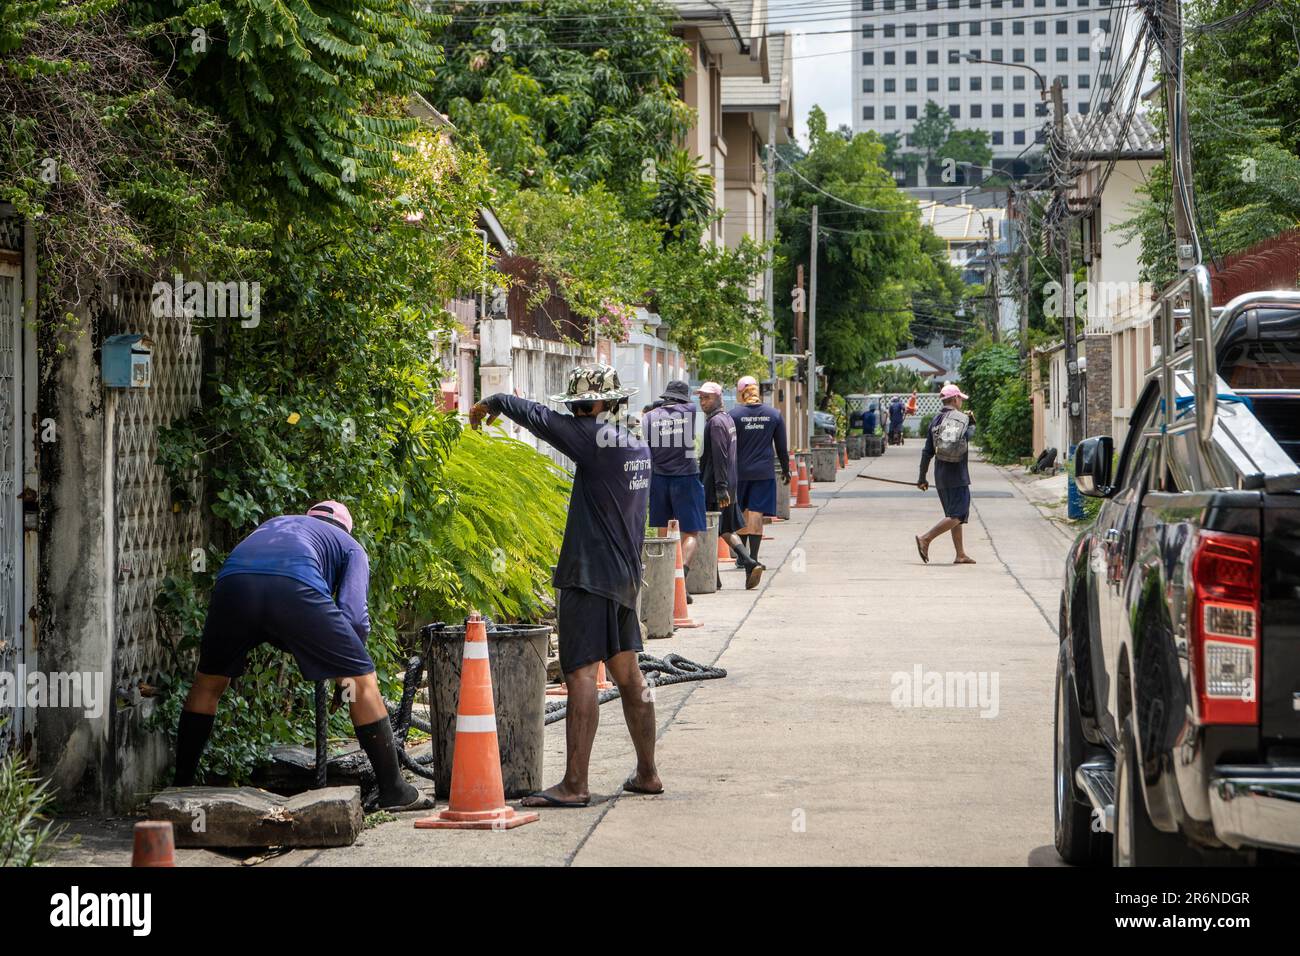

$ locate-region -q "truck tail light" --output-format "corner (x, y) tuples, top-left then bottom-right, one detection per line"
(1190, 531), (1261, 725)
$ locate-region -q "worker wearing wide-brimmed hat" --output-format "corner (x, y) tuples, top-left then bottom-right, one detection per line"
(470, 363), (663, 807)
(916, 382), (977, 565)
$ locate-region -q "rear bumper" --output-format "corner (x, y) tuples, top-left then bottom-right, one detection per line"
(1208, 766), (1300, 852)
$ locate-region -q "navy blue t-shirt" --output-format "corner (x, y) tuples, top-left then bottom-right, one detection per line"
(729, 402), (790, 481)
(217, 514), (370, 639)
(641, 401), (701, 476)
(489, 394), (651, 610)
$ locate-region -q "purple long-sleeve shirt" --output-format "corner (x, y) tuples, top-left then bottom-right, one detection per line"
(216, 514), (371, 639)
(700, 406), (738, 504)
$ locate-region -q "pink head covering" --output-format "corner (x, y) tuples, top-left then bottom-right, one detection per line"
(940, 382), (969, 401)
(736, 375), (758, 392)
(307, 500), (353, 534)
(696, 381), (722, 395)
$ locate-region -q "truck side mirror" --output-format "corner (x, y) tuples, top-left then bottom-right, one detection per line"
(1074, 436), (1115, 497)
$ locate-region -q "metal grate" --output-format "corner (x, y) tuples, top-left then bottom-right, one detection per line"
(0, 270), (19, 755)
(110, 279), (205, 695)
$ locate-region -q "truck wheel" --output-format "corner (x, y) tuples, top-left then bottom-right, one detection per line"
(1054, 641), (1109, 865)
(1114, 715), (1191, 866)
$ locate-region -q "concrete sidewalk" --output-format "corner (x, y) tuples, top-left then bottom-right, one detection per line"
(52, 442), (1071, 866)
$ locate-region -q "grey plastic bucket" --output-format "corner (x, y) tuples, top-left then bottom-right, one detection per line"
(811, 446), (838, 482)
(640, 536), (677, 639)
(686, 510), (719, 594)
(423, 621), (550, 799)
(847, 434), (866, 459)
(866, 435), (885, 457)
(775, 461), (791, 519)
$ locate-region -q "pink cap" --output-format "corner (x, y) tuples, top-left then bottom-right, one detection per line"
(736, 375), (758, 391)
(940, 383), (969, 400)
(697, 381), (722, 395)
(307, 500), (353, 534)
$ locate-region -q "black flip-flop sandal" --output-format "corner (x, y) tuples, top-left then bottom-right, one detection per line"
(520, 791), (590, 808)
(382, 792), (436, 812)
(622, 777), (665, 796)
(915, 535), (929, 564)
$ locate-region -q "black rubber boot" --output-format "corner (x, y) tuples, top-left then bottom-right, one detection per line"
(355, 717), (419, 809)
(747, 534), (762, 563)
(173, 710), (215, 787)
(683, 565), (693, 604)
(730, 537), (758, 570)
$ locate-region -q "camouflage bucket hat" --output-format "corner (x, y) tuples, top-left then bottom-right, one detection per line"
(549, 363), (637, 404)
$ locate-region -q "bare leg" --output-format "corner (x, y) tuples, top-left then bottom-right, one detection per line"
(339, 672), (387, 726)
(183, 672), (231, 715)
(680, 531), (700, 571)
(605, 650), (662, 792)
(921, 516), (960, 548)
(521, 662), (600, 805)
(952, 523), (976, 563)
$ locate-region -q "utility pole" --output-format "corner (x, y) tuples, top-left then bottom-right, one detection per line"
(1053, 77), (1082, 451)
(1018, 196), (1031, 362)
(807, 204), (818, 447)
(985, 216), (1001, 343)
(794, 264), (805, 353)
(1160, 0), (1199, 273)
(764, 122), (778, 385)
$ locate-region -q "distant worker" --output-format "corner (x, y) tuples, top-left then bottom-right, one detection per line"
(916, 382), (977, 565)
(172, 502), (431, 811)
(641, 380), (705, 594)
(864, 401), (879, 436)
(905, 391), (918, 417)
(729, 375), (790, 567)
(470, 364), (663, 806)
(888, 396), (905, 445)
(697, 381), (764, 589)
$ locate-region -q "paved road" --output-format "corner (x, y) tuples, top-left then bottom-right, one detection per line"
(54, 443), (1075, 867)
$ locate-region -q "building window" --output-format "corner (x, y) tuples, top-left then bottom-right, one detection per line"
(1077, 73), (1090, 87)
(907, 105), (919, 119)
(948, 22), (960, 35)
(906, 77), (918, 91)
(885, 105), (897, 119)
(992, 75), (1004, 89)
(970, 20), (981, 35)
(927, 0), (938, 8)
(906, 0), (917, 9)
(864, 0), (874, 7)
(1078, 18), (1089, 31)
(1013, 74), (1025, 88)
(906, 23), (917, 37)
(949, 104), (961, 118)
(928, 77), (940, 91)
(1079, 102), (1089, 114)
(884, 0), (895, 8)
(885, 23), (896, 37)
(992, 131), (1005, 145)
(885, 78), (896, 92)
(1056, 47), (1068, 60)
(863, 24), (874, 37)
(928, 23), (939, 35)
(927, 49), (939, 63)
(949, 76), (960, 90)
(864, 106), (875, 120)
(970, 48), (981, 58)
(906, 50), (917, 64)
(1035, 127), (1047, 143)
(1013, 20), (1025, 34)
(992, 21), (1003, 34)
(1014, 129), (1026, 144)
(970, 76), (982, 90)
(863, 79), (875, 92)
(1013, 0), (1024, 5)
(1034, 20), (1046, 33)
(1056, 73), (1068, 87)
(1100, 73), (1112, 86)
(1013, 47), (1025, 61)
(863, 51), (874, 65)
(1077, 46), (1090, 60)
(992, 103), (1004, 117)
(948, 0), (959, 7)
(1035, 100), (1049, 115)
(885, 51), (896, 63)
(992, 48), (1004, 60)
(949, 49), (962, 63)
(971, 103), (983, 117)
(1056, 19), (1068, 33)
(1034, 47), (1047, 61)
(1014, 102), (1025, 116)
(1099, 17), (1110, 29)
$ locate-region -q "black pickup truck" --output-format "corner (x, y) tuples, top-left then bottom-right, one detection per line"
(1054, 271), (1300, 866)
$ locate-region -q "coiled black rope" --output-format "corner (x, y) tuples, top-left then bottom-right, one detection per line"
(543, 653), (727, 725)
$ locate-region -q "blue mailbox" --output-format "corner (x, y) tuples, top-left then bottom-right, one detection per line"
(103, 334), (152, 389)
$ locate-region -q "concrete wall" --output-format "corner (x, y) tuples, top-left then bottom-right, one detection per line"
(1084, 334), (1112, 441)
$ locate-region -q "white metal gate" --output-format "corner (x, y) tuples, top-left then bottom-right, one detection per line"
(0, 262), (23, 756)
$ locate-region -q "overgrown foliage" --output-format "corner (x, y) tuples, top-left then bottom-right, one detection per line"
(0, 721), (64, 866)
(959, 342), (1031, 463)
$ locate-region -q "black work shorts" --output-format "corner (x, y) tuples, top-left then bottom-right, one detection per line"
(556, 587), (642, 676)
(937, 485), (971, 524)
(714, 499), (745, 535)
(198, 573), (375, 681)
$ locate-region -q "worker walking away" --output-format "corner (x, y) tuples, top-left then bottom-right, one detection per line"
(697, 382), (763, 589)
(641, 380), (705, 599)
(888, 396), (905, 445)
(172, 502), (431, 811)
(470, 363), (662, 806)
(864, 401), (879, 437)
(916, 383), (977, 565)
(729, 375), (790, 567)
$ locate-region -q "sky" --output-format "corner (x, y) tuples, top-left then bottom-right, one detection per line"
(771, 0), (853, 148)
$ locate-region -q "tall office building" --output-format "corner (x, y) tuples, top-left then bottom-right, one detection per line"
(851, 0), (1122, 172)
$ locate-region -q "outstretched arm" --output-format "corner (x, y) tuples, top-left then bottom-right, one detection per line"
(474, 393), (584, 462)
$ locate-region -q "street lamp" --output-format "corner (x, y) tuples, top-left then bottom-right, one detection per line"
(961, 54), (1047, 101)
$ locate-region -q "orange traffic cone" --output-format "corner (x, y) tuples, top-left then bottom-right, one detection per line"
(668, 520), (700, 629)
(717, 534), (731, 560)
(794, 455), (813, 508)
(547, 660), (613, 696)
(788, 455), (798, 507)
(415, 613), (539, 830)
(841, 444), (848, 468)
(132, 820), (175, 867)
